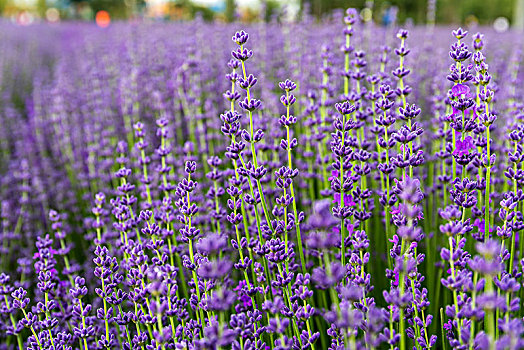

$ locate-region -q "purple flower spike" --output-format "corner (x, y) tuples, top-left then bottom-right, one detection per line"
(453, 135), (475, 156)
(451, 83), (470, 97)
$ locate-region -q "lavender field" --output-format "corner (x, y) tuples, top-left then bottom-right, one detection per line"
(1, 10), (524, 350)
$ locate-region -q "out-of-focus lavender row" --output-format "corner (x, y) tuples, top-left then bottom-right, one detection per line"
(0, 14), (523, 350)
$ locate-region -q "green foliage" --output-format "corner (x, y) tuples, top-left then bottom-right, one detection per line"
(225, 0), (236, 22)
(263, 0), (282, 22)
(90, 0), (130, 19)
(5, 0), (517, 24)
(190, 4), (215, 21)
(301, 0), (516, 24)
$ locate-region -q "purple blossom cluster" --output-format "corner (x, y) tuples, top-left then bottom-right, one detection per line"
(1, 12), (524, 350)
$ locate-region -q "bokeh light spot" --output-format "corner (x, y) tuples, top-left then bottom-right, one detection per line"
(46, 8), (60, 23)
(493, 17), (509, 33)
(96, 10), (111, 28)
(360, 8), (372, 22)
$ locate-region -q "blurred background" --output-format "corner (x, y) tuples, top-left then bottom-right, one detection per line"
(3, 0), (524, 30)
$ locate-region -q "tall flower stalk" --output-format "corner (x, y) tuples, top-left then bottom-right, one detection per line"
(232, 31), (274, 236)
(278, 79), (306, 273)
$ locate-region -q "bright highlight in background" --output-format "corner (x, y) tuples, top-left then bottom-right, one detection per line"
(96, 10), (111, 28)
(16, 11), (34, 25)
(360, 8), (372, 22)
(46, 8), (60, 23)
(493, 16), (510, 32)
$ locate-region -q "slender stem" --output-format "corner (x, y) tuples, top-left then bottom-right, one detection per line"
(284, 89), (306, 274)
(4, 296), (23, 350)
(484, 126), (491, 242)
(239, 46), (274, 233)
(339, 111), (347, 268)
(485, 277), (495, 349)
